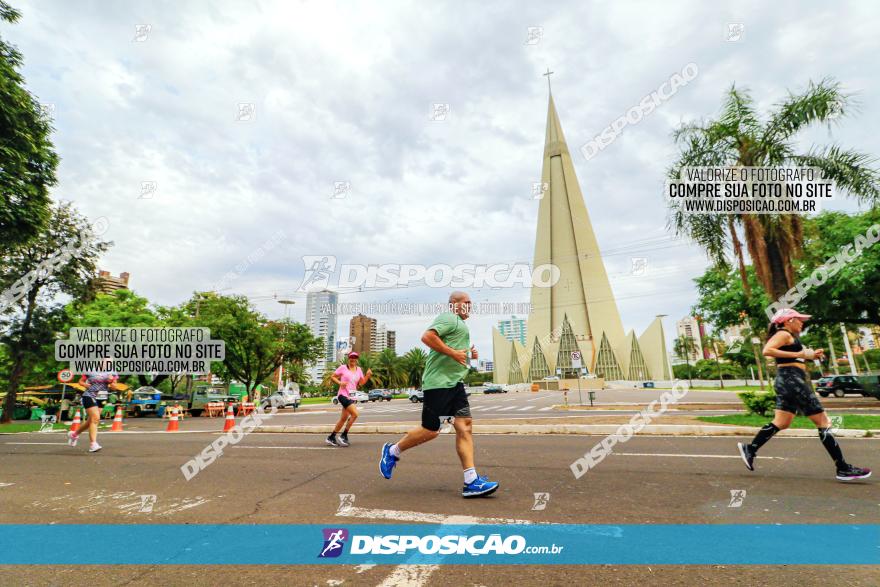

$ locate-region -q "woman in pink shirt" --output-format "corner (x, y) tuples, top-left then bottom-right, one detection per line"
(326, 352), (372, 447)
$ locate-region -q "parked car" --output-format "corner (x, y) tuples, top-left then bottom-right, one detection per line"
(261, 384), (301, 411)
(408, 389), (424, 403)
(815, 375), (865, 397)
(856, 374), (880, 400)
(484, 384), (506, 394)
(332, 391), (369, 404)
(368, 389), (393, 402)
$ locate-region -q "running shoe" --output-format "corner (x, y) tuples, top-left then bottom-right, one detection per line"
(379, 443), (398, 479)
(326, 435), (340, 447)
(462, 474), (499, 498)
(836, 464), (872, 482)
(67, 431), (79, 447)
(737, 442), (755, 471)
(88, 442), (102, 453)
(338, 433), (350, 447)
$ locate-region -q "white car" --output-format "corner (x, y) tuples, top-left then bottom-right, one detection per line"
(332, 391), (369, 404)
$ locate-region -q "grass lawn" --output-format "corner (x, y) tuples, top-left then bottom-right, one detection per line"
(0, 422), (68, 433)
(697, 414), (880, 430)
(301, 397), (333, 405)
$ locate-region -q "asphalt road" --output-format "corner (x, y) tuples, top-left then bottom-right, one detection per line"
(1, 428), (877, 586)
(88, 389), (880, 432)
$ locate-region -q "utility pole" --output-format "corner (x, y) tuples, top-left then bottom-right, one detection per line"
(827, 330), (840, 375)
(840, 323), (858, 376)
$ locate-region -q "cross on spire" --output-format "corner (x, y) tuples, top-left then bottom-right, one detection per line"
(543, 68), (554, 94)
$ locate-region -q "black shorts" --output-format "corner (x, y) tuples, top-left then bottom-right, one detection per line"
(81, 395), (104, 410)
(337, 395), (355, 409)
(421, 382), (471, 432)
(774, 367), (824, 416)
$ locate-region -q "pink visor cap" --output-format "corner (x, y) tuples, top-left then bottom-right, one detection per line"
(770, 308), (812, 324)
(348, 352), (359, 359)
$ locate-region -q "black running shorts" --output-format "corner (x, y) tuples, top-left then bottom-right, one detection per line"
(421, 382), (471, 431)
(338, 395), (355, 409)
(774, 366), (824, 416)
(81, 395), (101, 410)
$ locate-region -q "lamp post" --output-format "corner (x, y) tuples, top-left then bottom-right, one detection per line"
(277, 300), (296, 389)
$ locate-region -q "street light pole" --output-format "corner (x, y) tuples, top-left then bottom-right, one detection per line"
(278, 299), (296, 390)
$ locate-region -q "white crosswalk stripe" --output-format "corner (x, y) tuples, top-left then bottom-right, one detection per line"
(539, 406), (554, 411)
(517, 406), (535, 411)
(496, 406), (518, 412)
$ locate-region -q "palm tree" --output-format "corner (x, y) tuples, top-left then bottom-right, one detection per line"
(668, 79), (880, 299)
(355, 353), (380, 390)
(400, 348), (428, 388)
(374, 348), (405, 390)
(320, 361), (342, 393)
(673, 336), (696, 386)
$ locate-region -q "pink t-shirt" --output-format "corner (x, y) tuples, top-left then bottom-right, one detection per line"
(334, 365), (364, 397)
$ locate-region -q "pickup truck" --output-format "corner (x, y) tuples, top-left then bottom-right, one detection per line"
(124, 387), (162, 417)
(261, 385), (302, 411)
(174, 386), (238, 417)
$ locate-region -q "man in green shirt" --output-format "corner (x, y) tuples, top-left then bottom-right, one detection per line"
(379, 291), (499, 497)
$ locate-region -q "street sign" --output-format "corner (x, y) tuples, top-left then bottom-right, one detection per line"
(570, 350), (582, 369)
(57, 369), (74, 383)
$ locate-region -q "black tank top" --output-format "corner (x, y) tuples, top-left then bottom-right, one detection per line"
(776, 329), (804, 366)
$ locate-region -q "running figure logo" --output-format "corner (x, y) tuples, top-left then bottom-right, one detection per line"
(298, 256), (337, 292)
(728, 489), (747, 508)
(532, 492), (550, 511)
(318, 528), (349, 558)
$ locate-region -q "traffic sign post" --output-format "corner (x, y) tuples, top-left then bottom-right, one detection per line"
(571, 351), (583, 405)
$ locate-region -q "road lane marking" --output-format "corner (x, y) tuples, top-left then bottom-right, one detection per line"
(233, 446), (333, 450)
(518, 406), (536, 411)
(377, 565), (439, 587)
(539, 407), (554, 411)
(0, 483), (14, 487)
(337, 506), (533, 525)
(4, 442), (67, 445)
(496, 406), (518, 412)
(614, 453), (786, 460)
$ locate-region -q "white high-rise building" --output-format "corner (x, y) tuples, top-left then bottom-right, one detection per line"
(676, 316), (704, 363)
(305, 289), (338, 382)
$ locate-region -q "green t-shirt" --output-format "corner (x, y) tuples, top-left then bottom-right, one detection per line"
(422, 312), (470, 390)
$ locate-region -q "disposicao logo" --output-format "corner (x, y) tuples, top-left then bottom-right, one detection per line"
(318, 528), (349, 558)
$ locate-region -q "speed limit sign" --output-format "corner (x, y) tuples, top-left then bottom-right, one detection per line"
(57, 369), (74, 383)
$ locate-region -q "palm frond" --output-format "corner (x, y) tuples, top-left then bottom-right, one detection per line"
(763, 77), (848, 144)
(790, 145), (880, 204)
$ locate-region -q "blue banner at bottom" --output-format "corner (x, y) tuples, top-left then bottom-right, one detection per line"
(1, 524), (877, 565)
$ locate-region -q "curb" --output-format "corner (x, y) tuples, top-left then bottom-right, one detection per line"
(254, 424), (877, 438)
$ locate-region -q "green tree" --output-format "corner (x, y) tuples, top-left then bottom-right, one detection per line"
(668, 79), (880, 299)
(0, 2), (59, 249)
(0, 203), (109, 422)
(193, 294), (319, 400)
(400, 348), (427, 388)
(374, 348), (404, 390)
(672, 336), (697, 386)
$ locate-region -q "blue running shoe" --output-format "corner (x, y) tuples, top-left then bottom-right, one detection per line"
(379, 443), (398, 479)
(462, 474), (499, 498)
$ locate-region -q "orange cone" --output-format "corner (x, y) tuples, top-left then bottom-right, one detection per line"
(110, 406), (124, 432)
(165, 407), (180, 432)
(70, 411), (81, 434)
(222, 404), (235, 432)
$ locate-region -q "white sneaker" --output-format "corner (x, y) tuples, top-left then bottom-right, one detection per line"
(68, 431), (79, 447)
(89, 442), (102, 453)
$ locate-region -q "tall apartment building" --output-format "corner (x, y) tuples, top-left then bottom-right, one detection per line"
(94, 270), (130, 294)
(305, 289), (338, 382)
(385, 329), (396, 354)
(676, 315), (705, 363)
(349, 314), (376, 356)
(497, 316), (527, 346)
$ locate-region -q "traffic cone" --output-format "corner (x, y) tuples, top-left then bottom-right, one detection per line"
(70, 411), (81, 434)
(165, 407), (180, 432)
(222, 404), (235, 432)
(110, 406), (124, 432)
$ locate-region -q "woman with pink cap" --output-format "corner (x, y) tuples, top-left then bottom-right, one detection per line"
(737, 308), (871, 481)
(326, 352), (372, 447)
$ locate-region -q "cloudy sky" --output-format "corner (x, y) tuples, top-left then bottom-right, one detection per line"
(9, 0), (880, 358)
